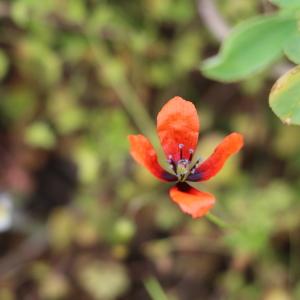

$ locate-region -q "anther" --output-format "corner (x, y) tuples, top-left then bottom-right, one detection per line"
(190, 158), (202, 174)
(179, 144), (184, 159)
(167, 155), (177, 174)
(188, 149), (194, 161)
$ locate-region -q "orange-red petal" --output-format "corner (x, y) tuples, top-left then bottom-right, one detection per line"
(128, 134), (177, 182)
(189, 133), (244, 181)
(169, 182), (215, 218)
(157, 96), (200, 162)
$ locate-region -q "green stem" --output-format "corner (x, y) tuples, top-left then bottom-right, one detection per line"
(206, 212), (237, 230)
(144, 277), (169, 300)
(84, 34), (158, 144)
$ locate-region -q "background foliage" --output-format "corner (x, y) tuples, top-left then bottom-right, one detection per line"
(0, 0), (300, 299)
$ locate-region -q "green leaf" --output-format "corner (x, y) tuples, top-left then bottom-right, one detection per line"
(269, 0), (300, 8)
(201, 14), (297, 82)
(77, 261), (129, 300)
(284, 34), (300, 63)
(19, 39), (62, 86)
(74, 145), (100, 184)
(0, 50), (9, 80)
(269, 65), (300, 125)
(144, 277), (168, 300)
(111, 218), (136, 244)
(25, 122), (56, 149)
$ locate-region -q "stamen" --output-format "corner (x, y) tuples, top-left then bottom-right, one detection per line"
(188, 149), (194, 161)
(167, 155), (177, 174)
(190, 158), (202, 174)
(179, 144), (184, 159)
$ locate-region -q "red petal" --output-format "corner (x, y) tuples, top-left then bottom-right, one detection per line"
(169, 182), (215, 218)
(128, 135), (177, 182)
(157, 96), (200, 162)
(189, 133), (244, 181)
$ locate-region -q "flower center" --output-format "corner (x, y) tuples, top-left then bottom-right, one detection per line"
(167, 144), (202, 182)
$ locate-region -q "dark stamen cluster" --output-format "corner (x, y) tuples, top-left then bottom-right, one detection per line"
(167, 144), (202, 182)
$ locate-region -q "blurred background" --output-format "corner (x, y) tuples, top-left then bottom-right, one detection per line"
(0, 0), (300, 299)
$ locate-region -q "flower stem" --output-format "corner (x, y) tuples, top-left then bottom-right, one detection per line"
(144, 277), (169, 300)
(84, 34), (158, 145)
(206, 212), (237, 230)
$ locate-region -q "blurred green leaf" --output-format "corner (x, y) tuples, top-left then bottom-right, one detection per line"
(11, 1), (29, 26)
(64, 0), (87, 23)
(55, 107), (86, 134)
(87, 5), (130, 36)
(264, 288), (291, 300)
(77, 260), (130, 300)
(144, 277), (168, 300)
(145, 0), (172, 20)
(47, 87), (86, 133)
(155, 200), (182, 230)
(74, 144), (100, 184)
(96, 110), (130, 171)
(111, 218), (136, 244)
(144, 0), (194, 23)
(201, 14), (297, 81)
(172, 31), (202, 73)
(0, 50), (9, 80)
(59, 34), (87, 62)
(163, 0), (194, 23)
(148, 61), (173, 87)
(218, 0), (259, 24)
(273, 125), (300, 158)
(0, 88), (36, 120)
(269, 0), (300, 8)
(0, 288), (14, 300)
(269, 65), (300, 125)
(225, 181), (294, 253)
(19, 39), (61, 86)
(74, 219), (99, 247)
(39, 271), (70, 300)
(220, 270), (260, 300)
(293, 282), (300, 299)
(47, 208), (76, 251)
(11, 0), (54, 26)
(25, 122), (56, 149)
(284, 34), (300, 64)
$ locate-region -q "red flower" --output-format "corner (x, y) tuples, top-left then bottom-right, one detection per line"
(128, 96), (244, 218)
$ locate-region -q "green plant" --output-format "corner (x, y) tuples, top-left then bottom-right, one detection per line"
(201, 0), (300, 125)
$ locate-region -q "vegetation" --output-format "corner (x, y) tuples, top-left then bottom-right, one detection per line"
(0, 0), (300, 299)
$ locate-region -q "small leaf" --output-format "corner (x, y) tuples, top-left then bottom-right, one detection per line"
(39, 271), (70, 299)
(144, 277), (168, 300)
(284, 34), (300, 64)
(111, 218), (136, 244)
(269, 65), (300, 125)
(47, 208), (76, 251)
(25, 122), (56, 149)
(269, 0), (300, 8)
(201, 14), (297, 81)
(76, 260), (129, 300)
(74, 145), (100, 184)
(0, 50), (9, 80)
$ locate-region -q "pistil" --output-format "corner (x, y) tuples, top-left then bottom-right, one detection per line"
(166, 144), (202, 182)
